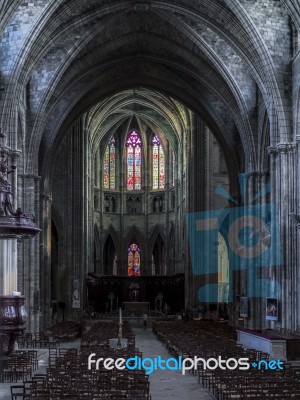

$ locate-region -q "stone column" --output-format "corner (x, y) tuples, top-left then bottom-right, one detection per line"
(241, 171), (271, 330)
(185, 115), (208, 308)
(295, 135), (300, 331)
(18, 174), (41, 332)
(0, 240), (18, 294)
(267, 143), (297, 331)
(50, 118), (86, 320)
(39, 193), (52, 329)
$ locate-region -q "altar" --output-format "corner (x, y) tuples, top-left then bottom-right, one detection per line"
(237, 329), (287, 361)
(86, 274), (184, 312)
(237, 329), (300, 361)
(123, 302), (149, 312)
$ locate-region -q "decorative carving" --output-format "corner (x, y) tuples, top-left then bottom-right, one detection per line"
(289, 212), (300, 227)
(126, 195), (142, 214)
(104, 193), (118, 213)
(0, 295), (27, 355)
(0, 130), (41, 238)
(151, 194), (164, 212)
(268, 143), (297, 155)
(277, 143), (296, 153)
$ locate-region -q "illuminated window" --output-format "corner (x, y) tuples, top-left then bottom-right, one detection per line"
(126, 130), (142, 190)
(103, 136), (116, 189)
(152, 135), (165, 190)
(128, 243), (141, 276)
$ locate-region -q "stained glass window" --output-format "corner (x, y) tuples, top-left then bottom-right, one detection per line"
(103, 136), (116, 190)
(152, 135), (165, 190)
(128, 243), (141, 276)
(126, 130), (142, 190)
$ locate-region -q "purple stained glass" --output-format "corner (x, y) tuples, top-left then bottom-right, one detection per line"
(126, 131), (142, 190)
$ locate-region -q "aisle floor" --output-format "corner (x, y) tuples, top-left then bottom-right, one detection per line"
(134, 327), (214, 400)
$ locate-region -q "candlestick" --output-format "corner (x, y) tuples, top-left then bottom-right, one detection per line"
(119, 307), (122, 324)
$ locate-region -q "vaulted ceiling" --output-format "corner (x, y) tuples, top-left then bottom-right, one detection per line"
(0, 0), (297, 175)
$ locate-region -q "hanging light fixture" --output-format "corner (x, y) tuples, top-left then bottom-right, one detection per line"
(0, 130), (41, 239)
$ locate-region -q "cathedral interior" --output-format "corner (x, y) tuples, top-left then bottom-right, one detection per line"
(1, 1), (300, 398)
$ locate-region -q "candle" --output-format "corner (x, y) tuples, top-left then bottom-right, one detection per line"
(119, 307), (122, 324)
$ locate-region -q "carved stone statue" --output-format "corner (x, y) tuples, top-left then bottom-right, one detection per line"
(0, 148), (11, 190)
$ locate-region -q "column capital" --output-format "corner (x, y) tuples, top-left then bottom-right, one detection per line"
(267, 146), (278, 155)
(19, 173), (41, 181)
(277, 143), (296, 152)
(289, 212), (300, 227)
(40, 193), (52, 201)
(247, 171), (269, 177)
(268, 143), (297, 154)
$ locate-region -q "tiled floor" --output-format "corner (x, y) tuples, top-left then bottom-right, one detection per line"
(0, 329), (214, 400)
(134, 327), (214, 400)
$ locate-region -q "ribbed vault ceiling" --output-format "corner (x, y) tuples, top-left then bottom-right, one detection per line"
(0, 0), (297, 175)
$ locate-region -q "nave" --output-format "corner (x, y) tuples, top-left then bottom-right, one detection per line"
(0, 322), (213, 400)
(2, 320), (300, 399)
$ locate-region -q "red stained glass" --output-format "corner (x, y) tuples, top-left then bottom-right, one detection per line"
(103, 136), (116, 190)
(128, 243), (141, 276)
(126, 130), (142, 190)
(152, 135), (165, 190)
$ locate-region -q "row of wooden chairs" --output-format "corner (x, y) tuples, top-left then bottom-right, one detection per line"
(0, 350), (38, 383)
(17, 332), (59, 349)
(81, 321), (135, 350)
(154, 320), (300, 400)
(10, 322), (151, 399)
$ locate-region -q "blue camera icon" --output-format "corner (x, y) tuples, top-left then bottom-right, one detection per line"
(187, 202), (281, 303)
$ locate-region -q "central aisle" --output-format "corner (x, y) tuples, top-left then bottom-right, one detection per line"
(134, 327), (214, 400)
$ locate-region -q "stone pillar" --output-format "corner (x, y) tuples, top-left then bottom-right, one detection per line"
(267, 143), (297, 331)
(40, 194), (52, 329)
(186, 115), (208, 308)
(18, 174), (41, 332)
(295, 135), (300, 332)
(0, 240), (18, 294)
(241, 172), (271, 330)
(50, 118), (87, 320)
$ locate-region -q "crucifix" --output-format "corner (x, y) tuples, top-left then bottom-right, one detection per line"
(132, 289), (139, 301)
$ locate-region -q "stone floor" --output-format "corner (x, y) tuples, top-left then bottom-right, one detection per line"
(134, 327), (214, 400)
(0, 328), (214, 400)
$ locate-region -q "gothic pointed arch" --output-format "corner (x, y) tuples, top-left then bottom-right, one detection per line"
(104, 225), (120, 254)
(51, 205), (63, 240)
(103, 234), (117, 276)
(152, 233), (165, 276)
(125, 226), (145, 250)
